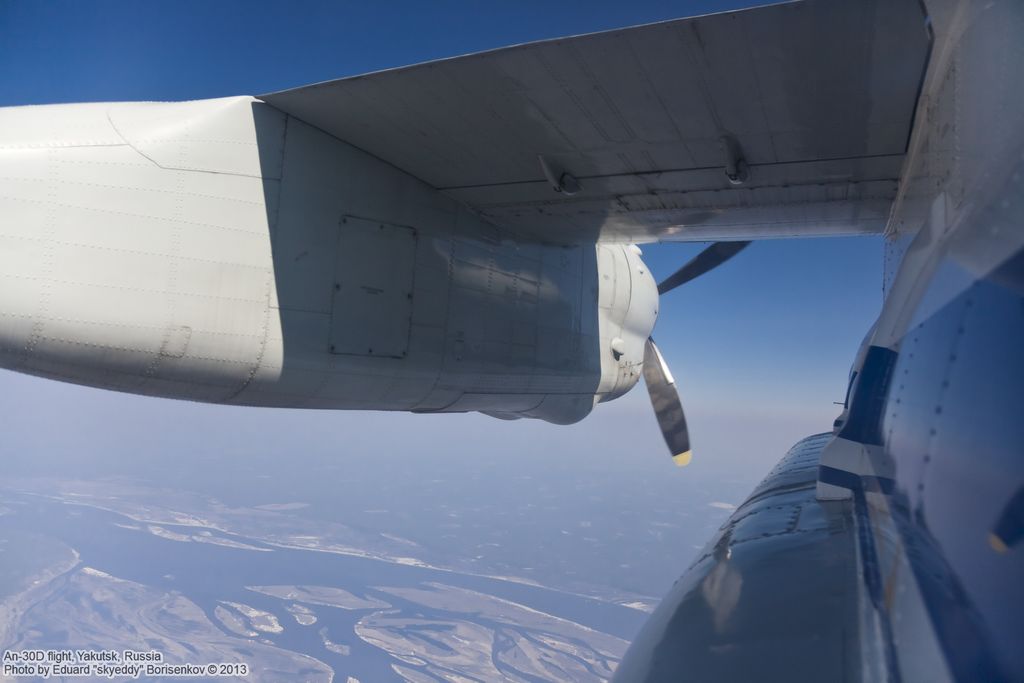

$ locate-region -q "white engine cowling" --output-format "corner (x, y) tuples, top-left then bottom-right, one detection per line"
(0, 97), (657, 425)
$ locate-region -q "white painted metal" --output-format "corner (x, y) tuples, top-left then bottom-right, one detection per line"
(0, 97), (655, 424)
(329, 217), (416, 359)
(0, 99), (276, 405)
(0, 0), (933, 429)
(262, 0), (928, 244)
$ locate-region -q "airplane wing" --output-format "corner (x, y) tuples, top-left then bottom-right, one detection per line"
(261, 0), (929, 244)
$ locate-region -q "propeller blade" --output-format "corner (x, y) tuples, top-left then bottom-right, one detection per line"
(643, 337), (692, 466)
(657, 241), (751, 295)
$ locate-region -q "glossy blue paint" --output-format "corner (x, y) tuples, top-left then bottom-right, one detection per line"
(613, 434), (864, 682)
(873, 247), (1024, 680)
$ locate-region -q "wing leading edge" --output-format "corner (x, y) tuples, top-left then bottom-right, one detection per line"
(262, 0), (929, 244)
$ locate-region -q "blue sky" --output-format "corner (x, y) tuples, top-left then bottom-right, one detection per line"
(0, 1), (882, 490)
(2, 1), (771, 103)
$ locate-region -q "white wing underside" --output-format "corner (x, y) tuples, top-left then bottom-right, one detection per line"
(262, 0), (929, 244)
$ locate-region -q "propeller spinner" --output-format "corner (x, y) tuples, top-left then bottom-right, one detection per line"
(644, 241), (751, 465)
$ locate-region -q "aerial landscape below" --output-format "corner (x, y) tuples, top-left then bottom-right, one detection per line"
(0, 436), (750, 682)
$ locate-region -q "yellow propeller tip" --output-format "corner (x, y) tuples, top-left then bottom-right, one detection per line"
(672, 450), (692, 467)
(989, 533), (1009, 554)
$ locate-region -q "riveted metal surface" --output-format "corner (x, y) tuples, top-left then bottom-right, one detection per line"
(614, 434), (860, 683)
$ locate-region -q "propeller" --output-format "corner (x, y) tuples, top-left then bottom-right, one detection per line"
(644, 241), (751, 465)
(656, 241), (751, 296)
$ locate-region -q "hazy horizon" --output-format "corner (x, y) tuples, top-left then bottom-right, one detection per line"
(0, 2), (884, 680)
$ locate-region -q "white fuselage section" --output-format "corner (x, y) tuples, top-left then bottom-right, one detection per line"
(0, 97), (658, 423)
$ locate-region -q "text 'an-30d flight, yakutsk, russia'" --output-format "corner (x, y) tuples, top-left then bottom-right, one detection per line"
(1, 0), (1022, 680)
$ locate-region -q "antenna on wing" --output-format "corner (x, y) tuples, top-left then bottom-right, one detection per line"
(538, 155), (581, 196)
(720, 135), (749, 185)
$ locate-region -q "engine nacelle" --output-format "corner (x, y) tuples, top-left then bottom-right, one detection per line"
(0, 97), (657, 424)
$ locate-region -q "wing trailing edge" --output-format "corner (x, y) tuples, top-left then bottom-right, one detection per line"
(262, 0), (929, 244)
